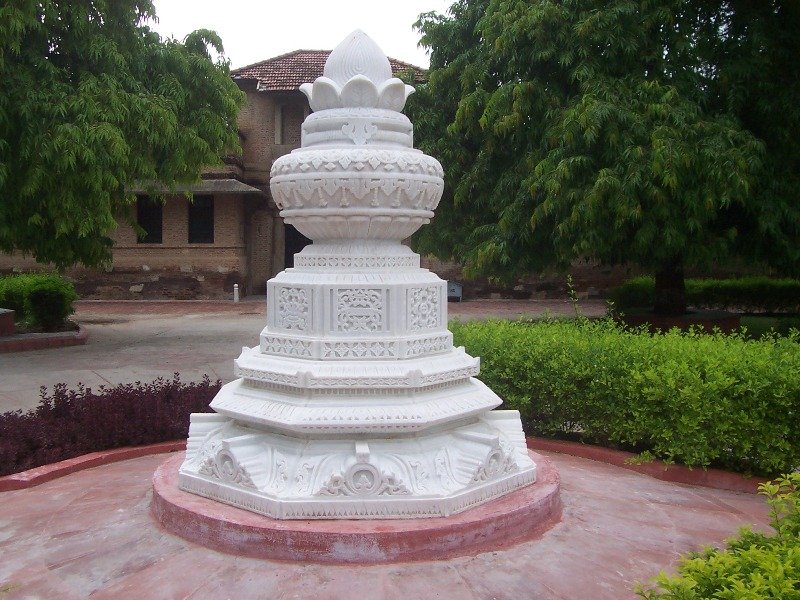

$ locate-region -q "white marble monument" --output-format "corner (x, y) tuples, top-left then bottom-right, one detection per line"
(179, 31), (537, 519)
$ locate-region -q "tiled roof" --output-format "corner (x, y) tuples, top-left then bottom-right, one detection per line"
(231, 50), (425, 92)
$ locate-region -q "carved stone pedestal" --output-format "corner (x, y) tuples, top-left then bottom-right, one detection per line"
(177, 30), (538, 520)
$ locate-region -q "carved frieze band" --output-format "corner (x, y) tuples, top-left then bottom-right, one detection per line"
(272, 149), (443, 178)
(270, 150), (443, 212)
(404, 334), (451, 357)
(293, 254), (418, 269)
(234, 362), (479, 389)
(322, 340), (397, 359)
(259, 333), (451, 360)
(262, 336), (313, 358)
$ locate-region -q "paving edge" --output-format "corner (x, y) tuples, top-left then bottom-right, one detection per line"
(0, 437), (766, 494)
(151, 451), (562, 564)
(0, 441), (186, 491)
(0, 324), (89, 353)
(527, 438), (767, 494)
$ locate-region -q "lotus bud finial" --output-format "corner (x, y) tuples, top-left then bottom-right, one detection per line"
(300, 30), (415, 113)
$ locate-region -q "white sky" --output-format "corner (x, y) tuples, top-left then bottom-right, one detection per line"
(148, 0), (454, 69)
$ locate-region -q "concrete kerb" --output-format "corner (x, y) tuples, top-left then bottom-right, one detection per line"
(0, 323), (89, 353)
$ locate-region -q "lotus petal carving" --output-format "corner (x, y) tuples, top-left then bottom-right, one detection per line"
(377, 79), (415, 112)
(340, 75), (380, 108)
(300, 31), (416, 113)
(304, 77), (342, 112)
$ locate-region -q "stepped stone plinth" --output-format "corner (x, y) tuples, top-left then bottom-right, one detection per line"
(177, 30), (537, 519)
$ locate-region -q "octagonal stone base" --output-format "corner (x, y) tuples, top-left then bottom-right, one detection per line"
(178, 410), (536, 519)
(156, 450), (560, 563)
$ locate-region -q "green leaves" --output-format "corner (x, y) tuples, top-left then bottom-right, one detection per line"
(0, 0), (244, 268)
(639, 473), (800, 599)
(412, 0), (798, 290)
(451, 317), (800, 476)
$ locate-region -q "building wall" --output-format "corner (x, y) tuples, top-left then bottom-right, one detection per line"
(247, 205), (276, 295)
(111, 193), (246, 272)
(236, 84), (309, 291)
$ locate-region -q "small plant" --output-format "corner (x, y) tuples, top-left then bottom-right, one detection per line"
(565, 274), (584, 319)
(0, 374), (219, 476)
(0, 273), (78, 330)
(25, 276), (78, 331)
(637, 473), (800, 598)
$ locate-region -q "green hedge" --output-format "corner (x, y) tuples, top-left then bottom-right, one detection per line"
(0, 274), (78, 331)
(610, 276), (800, 313)
(451, 318), (800, 476)
(638, 473), (800, 599)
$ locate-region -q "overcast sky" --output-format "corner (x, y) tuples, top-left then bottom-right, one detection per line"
(148, 0), (454, 69)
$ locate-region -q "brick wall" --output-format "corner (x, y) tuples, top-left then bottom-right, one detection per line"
(236, 83), (308, 186)
(247, 207), (275, 294)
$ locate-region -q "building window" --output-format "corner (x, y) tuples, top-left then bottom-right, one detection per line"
(136, 196), (162, 243)
(188, 195), (214, 243)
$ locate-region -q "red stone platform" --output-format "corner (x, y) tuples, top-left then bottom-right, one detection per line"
(151, 450), (561, 564)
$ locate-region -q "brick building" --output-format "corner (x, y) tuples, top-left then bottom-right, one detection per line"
(0, 50), (422, 299)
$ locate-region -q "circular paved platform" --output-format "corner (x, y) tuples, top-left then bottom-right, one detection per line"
(151, 450), (561, 564)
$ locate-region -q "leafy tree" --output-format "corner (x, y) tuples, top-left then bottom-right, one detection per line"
(0, 1), (244, 268)
(409, 0), (800, 315)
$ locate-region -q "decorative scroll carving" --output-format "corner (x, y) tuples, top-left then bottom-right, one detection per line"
(408, 286), (441, 331)
(278, 287), (310, 331)
(317, 462), (410, 497)
(471, 448), (518, 483)
(335, 288), (384, 332)
(198, 449), (256, 489)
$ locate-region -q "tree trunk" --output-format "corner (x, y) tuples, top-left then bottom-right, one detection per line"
(653, 262), (687, 316)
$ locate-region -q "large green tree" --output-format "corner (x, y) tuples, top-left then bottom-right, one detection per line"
(0, 0), (243, 268)
(410, 0), (800, 314)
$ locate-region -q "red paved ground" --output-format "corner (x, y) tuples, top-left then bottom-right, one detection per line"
(0, 451), (770, 599)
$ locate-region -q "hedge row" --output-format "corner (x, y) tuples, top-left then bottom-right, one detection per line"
(0, 273), (78, 331)
(639, 473), (800, 598)
(0, 374), (218, 476)
(451, 318), (800, 476)
(610, 276), (800, 313)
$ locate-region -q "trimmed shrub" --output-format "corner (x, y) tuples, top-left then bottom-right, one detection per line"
(0, 374), (218, 476)
(451, 318), (800, 476)
(611, 276), (800, 313)
(0, 273), (78, 329)
(0, 274), (34, 316)
(638, 473), (800, 599)
(610, 276), (656, 310)
(25, 275), (78, 331)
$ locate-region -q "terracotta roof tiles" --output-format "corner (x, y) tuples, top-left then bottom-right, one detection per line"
(231, 50), (425, 92)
